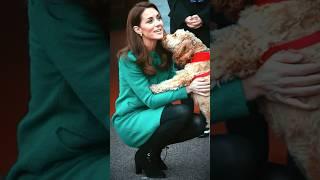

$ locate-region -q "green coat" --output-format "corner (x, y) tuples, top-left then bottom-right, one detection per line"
(7, 1), (109, 179)
(211, 79), (250, 122)
(112, 51), (188, 147)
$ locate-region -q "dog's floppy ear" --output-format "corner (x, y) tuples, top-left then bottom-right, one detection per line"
(173, 39), (194, 65)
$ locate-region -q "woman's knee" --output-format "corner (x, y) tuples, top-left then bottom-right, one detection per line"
(164, 104), (193, 123)
(190, 114), (206, 135)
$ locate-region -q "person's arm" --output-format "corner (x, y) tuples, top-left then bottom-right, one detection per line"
(211, 79), (251, 123)
(242, 51), (320, 109)
(120, 58), (188, 109)
(35, 2), (109, 128)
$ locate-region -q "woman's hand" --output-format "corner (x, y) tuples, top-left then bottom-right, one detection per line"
(243, 50), (320, 109)
(186, 77), (210, 96)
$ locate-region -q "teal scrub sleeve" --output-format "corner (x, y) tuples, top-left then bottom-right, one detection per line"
(212, 79), (251, 122)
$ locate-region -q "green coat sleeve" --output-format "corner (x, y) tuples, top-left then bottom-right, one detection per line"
(212, 79), (250, 122)
(36, 2), (109, 128)
(120, 58), (188, 109)
(6, 1), (109, 180)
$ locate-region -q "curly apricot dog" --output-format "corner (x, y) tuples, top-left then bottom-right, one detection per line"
(150, 29), (210, 127)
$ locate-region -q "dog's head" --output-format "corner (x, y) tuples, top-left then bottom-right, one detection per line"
(162, 29), (207, 66)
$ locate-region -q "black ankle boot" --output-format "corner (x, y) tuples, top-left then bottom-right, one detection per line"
(135, 149), (166, 178)
(155, 148), (168, 170)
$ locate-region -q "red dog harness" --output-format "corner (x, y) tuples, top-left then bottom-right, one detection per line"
(260, 31), (320, 64)
(191, 51), (210, 81)
(255, 0), (320, 64)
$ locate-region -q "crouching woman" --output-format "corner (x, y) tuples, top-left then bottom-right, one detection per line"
(111, 2), (209, 178)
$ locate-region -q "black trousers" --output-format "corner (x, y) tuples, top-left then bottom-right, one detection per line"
(211, 112), (306, 180)
(139, 104), (206, 151)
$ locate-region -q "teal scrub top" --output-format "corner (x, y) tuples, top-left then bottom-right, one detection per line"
(212, 79), (251, 122)
(7, 1), (109, 179)
(112, 51), (188, 148)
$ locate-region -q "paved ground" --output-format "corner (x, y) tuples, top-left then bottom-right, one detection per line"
(110, 127), (210, 180)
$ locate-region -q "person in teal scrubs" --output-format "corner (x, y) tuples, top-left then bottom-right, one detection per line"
(7, 0), (109, 179)
(111, 2), (210, 178)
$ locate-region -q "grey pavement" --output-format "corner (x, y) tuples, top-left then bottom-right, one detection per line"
(110, 127), (210, 180)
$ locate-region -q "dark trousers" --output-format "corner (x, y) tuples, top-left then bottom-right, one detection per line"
(139, 104), (206, 151)
(211, 113), (306, 180)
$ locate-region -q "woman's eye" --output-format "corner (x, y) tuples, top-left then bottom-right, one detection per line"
(147, 19), (153, 24)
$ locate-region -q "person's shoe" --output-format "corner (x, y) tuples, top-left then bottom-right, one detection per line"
(158, 159), (168, 170)
(198, 127), (210, 138)
(135, 149), (166, 178)
(155, 148), (168, 170)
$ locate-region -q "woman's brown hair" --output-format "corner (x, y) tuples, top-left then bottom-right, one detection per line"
(117, 1), (171, 76)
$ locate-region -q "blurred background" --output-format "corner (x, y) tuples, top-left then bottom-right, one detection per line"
(0, 0), (29, 178)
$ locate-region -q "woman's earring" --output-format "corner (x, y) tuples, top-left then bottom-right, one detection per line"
(139, 33), (143, 37)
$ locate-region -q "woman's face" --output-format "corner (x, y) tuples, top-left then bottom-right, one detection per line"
(134, 7), (164, 49)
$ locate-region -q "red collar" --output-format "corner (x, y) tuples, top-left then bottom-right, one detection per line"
(191, 51), (210, 80)
(260, 31), (320, 64)
(191, 51), (210, 63)
(255, 0), (287, 6)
